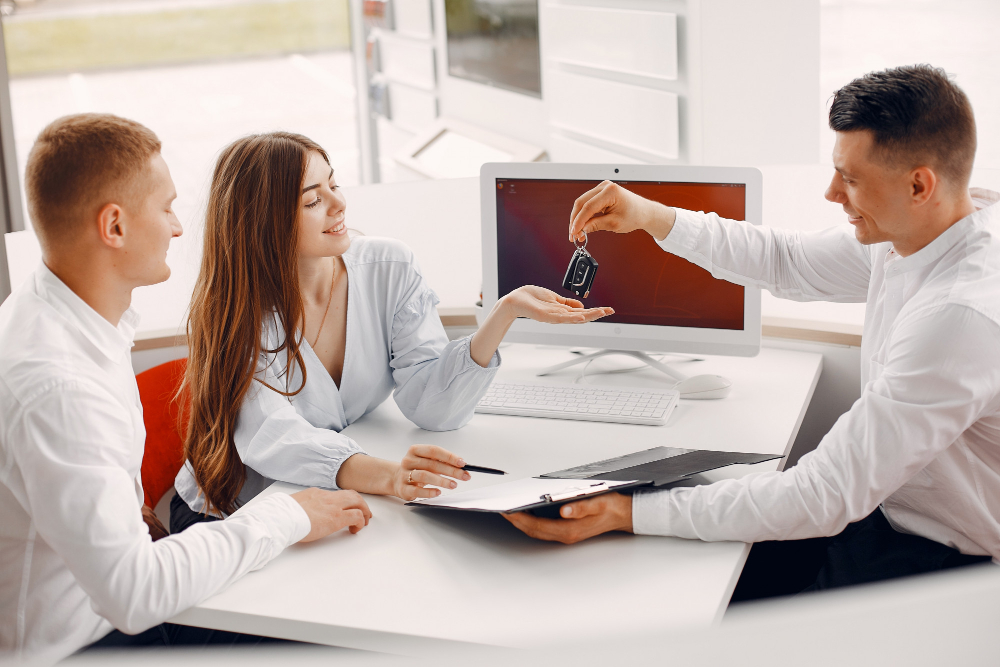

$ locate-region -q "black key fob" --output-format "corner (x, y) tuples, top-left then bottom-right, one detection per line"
(562, 233), (598, 298)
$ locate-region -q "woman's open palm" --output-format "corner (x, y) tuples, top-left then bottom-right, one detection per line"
(506, 285), (613, 324)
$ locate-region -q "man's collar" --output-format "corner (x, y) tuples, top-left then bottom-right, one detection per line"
(971, 187), (1000, 208)
(35, 264), (139, 362)
(884, 190), (1000, 278)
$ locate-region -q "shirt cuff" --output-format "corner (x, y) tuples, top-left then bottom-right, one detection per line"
(655, 207), (703, 257)
(255, 492), (312, 546)
(458, 333), (502, 371)
(631, 488), (676, 536)
(328, 440), (366, 490)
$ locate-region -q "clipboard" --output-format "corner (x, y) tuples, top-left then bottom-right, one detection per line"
(539, 446), (781, 487)
(405, 477), (647, 516)
(406, 446), (781, 518)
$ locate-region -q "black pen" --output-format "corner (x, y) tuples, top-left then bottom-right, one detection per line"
(462, 464), (507, 475)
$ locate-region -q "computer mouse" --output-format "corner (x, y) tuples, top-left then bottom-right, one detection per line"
(676, 374), (732, 399)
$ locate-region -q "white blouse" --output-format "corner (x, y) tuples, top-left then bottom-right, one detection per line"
(175, 237), (499, 513)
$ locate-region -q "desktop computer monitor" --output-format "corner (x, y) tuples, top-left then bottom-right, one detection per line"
(480, 163), (763, 358)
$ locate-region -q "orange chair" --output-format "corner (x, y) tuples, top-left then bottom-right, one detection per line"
(136, 358), (189, 509)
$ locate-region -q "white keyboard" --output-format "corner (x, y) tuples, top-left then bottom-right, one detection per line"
(475, 382), (679, 425)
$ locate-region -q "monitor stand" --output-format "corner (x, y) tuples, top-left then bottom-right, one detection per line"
(536, 349), (692, 382)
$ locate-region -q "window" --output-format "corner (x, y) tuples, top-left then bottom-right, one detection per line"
(1, 0), (359, 318)
(444, 0), (541, 97)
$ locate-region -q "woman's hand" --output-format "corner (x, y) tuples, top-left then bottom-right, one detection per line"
(569, 180), (676, 243)
(503, 285), (614, 324)
(469, 286), (613, 367)
(392, 444), (471, 501)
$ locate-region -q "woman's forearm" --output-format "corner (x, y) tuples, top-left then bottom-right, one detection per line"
(469, 297), (517, 367)
(335, 453), (396, 496)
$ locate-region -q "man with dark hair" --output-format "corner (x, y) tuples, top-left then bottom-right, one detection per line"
(506, 65), (999, 598)
(0, 114), (373, 661)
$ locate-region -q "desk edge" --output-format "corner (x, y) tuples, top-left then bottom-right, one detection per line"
(170, 606), (503, 656)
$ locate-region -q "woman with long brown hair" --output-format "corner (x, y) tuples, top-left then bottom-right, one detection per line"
(170, 132), (612, 528)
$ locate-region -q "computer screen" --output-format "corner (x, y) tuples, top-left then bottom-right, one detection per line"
(495, 178), (746, 330)
(480, 163), (762, 358)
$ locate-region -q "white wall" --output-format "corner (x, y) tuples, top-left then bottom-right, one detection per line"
(691, 0), (820, 166)
(366, 0), (821, 181)
(469, 0), (819, 167)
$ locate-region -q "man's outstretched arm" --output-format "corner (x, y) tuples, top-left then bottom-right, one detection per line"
(568, 180), (872, 303)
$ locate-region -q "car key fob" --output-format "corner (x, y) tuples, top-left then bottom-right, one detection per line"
(562, 232), (598, 298)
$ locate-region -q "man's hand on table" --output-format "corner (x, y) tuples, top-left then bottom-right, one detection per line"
(292, 488), (372, 542)
(569, 180), (677, 243)
(504, 492), (634, 544)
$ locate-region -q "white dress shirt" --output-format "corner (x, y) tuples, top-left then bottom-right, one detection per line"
(0, 265), (311, 664)
(175, 237), (500, 514)
(633, 190), (1000, 560)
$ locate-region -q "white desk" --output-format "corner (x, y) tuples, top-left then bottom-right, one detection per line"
(171, 343), (822, 654)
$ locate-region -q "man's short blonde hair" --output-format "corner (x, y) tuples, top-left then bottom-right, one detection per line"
(25, 113), (161, 248)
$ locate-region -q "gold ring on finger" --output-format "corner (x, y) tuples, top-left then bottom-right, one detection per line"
(407, 471), (414, 485)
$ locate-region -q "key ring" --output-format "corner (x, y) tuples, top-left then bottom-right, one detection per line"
(574, 231), (588, 251)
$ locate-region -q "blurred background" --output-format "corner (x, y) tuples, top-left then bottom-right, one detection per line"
(1, 0), (998, 304)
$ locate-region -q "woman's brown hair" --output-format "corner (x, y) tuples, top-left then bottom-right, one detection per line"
(184, 132), (329, 515)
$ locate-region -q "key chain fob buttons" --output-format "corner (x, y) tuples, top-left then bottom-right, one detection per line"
(563, 249), (599, 298)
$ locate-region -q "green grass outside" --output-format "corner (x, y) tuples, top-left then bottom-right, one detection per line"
(2, 0), (351, 77)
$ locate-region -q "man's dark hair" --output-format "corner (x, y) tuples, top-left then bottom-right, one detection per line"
(829, 64), (976, 187)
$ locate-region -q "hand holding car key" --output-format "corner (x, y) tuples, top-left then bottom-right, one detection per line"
(563, 231), (599, 298)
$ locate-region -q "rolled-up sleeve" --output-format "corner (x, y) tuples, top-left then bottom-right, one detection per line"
(660, 208), (872, 302)
(632, 303), (1000, 544)
(389, 285), (499, 431)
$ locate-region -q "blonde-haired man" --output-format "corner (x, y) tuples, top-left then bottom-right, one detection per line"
(0, 114), (370, 661)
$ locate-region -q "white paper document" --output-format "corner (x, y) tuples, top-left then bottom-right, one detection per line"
(407, 477), (639, 513)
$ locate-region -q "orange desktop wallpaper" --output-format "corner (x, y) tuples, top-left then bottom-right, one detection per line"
(495, 179), (747, 330)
